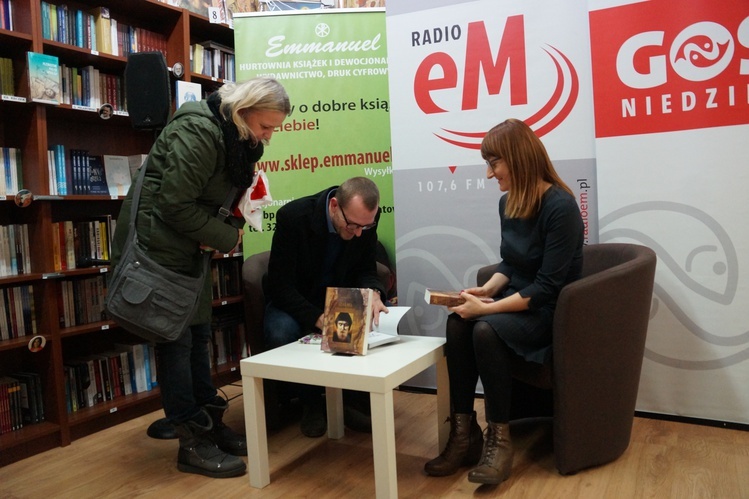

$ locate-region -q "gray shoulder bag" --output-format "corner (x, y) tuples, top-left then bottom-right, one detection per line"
(104, 158), (238, 343)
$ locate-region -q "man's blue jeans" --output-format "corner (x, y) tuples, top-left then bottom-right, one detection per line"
(263, 302), (306, 348)
(263, 303), (323, 406)
(155, 323), (217, 423)
(263, 303), (369, 413)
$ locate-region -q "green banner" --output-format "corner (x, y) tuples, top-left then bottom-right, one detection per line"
(233, 9), (393, 260)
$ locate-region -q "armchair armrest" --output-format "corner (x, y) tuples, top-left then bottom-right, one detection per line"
(551, 244), (656, 473)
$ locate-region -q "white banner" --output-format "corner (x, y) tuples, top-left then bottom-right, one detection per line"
(590, 0), (749, 424)
(386, 0), (598, 388)
(387, 0), (749, 425)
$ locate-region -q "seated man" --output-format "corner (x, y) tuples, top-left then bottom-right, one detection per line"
(264, 176), (389, 437)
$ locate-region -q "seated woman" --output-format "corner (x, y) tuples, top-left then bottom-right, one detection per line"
(424, 119), (585, 485)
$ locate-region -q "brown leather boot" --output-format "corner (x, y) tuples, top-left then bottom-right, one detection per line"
(424, 411), (483, 476)
(467, 421), (513, 485)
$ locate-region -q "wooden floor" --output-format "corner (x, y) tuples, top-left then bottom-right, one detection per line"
(2, 383), (748, 498)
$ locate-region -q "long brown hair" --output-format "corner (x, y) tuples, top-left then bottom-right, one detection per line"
(480, 118), (572, 219)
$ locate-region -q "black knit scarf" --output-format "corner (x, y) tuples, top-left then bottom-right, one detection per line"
(207, 92), (264, 189)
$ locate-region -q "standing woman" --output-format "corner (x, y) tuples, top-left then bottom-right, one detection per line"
(424, 118), (584, 485)
(110, 77), (291, 478)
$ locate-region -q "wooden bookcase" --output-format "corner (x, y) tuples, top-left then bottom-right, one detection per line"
(0, 0), (242, 467)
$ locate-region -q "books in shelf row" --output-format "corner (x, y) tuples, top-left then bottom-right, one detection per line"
(210, 311), (250, 366)
(0, 224), (31, 277)
(211, 258), (242, 300)
(0, 284), (37, 340)
(40, 3), (168, 59)
(57, 274), (107, 328)
(51, 217), (115, 272)
(191, 41), (235, 82)
(0, 0), (14, 31)
(63, 342), (158, 414)
(0, 372), (45, 436)
(60, 64), (125, 110)
(1, 147), (23, 197)
(27, 51), (126, 109)
(48, 146), (135, 197)
(0, 57), (14, 96)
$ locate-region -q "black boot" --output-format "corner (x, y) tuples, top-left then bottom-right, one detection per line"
(146, 418), (177, 439)
(175, 408), (246, 478)
(424, 411), (484, 476)
(203, 396), (248, 456)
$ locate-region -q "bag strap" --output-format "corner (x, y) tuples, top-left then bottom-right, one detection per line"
(127, 157), (240, 273)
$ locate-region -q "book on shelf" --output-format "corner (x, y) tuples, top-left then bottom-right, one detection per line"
(0, 56), (15, 96)
(87, 156), (109, 195)
(67, 149), (85, 195)
(0, 285), (36, 339)
(50, 222), (64, 271)
(176, 80), (202, 109)
(0, 224), (28, 277)
(2, 147), (24, 196)
(27, 52), (60, 105)
(89, 6), (112, 55)
(127, 154), (148, 178)
(45, 144), (67, 195)
(1, 0), (14, 31)
(0, 289), (7, 341)
(424, 289), (495, 307)
(113, 342), (150, 394)
(102, 155), (132, 197)
(10, 372), (44, 424)
(320, 287), (407, 355)
(0, 376), (22, 434)
(63, 360), (91, 410)
(199, 39), (235, 54)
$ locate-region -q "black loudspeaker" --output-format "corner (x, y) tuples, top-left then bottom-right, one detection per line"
(125, 51), (171, 130)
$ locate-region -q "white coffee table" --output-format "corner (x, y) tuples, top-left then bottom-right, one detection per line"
(241, 334), (448, 499)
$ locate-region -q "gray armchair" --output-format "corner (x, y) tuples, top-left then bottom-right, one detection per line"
(476, 243), (657, 475)
(242, 250), (271, 358)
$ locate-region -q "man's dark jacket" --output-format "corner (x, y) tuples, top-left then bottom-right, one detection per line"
(266, 186), (385, 332)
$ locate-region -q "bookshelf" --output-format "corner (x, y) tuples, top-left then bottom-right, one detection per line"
(0, 0), (241, 467)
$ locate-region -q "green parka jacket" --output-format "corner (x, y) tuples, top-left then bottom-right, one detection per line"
(110, 100), (244, 325)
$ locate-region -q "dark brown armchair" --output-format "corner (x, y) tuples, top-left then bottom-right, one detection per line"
(476, 243), (657, 475)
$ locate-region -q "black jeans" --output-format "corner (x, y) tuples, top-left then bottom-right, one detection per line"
(155, 323), (216, 423)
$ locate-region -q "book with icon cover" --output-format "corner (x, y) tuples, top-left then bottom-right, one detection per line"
(321, 287), (374, 356)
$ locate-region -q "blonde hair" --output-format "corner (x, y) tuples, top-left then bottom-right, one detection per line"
(481, 118), (572, 219)
(217, 77), (292, 144)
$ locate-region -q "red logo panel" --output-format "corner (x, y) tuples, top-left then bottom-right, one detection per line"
(590, 0), (749, 137)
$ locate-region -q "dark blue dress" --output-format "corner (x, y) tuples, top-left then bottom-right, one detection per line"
(481, 185), (584, 363)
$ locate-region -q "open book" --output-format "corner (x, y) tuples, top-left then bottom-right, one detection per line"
(368, 306), (411, 348)
(320, 287), (410, 355)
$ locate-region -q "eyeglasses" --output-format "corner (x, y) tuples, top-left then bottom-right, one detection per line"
(485, 157), (501, 168)
(339, 203), (377, 231)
